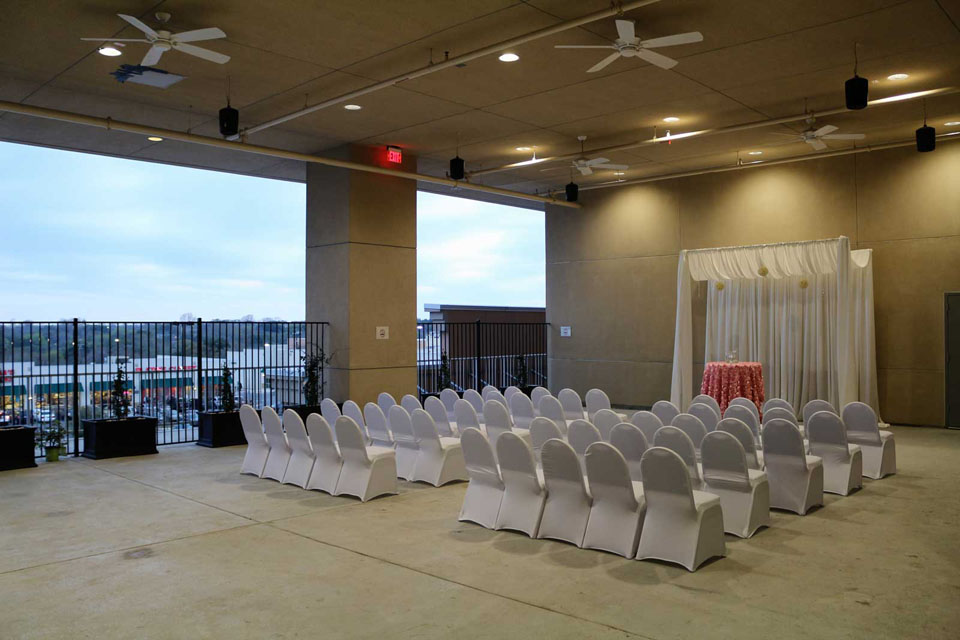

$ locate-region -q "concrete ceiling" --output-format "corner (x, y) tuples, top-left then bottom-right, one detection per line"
(1, 0), (959, 201)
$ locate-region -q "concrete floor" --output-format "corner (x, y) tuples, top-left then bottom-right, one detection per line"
(1, 426), (958, 639)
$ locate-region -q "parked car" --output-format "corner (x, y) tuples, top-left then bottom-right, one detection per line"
(0, 409), (10, 425)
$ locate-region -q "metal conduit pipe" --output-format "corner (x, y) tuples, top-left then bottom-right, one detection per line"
(231, 0), (663, 140)
(0, 100), (579, 208)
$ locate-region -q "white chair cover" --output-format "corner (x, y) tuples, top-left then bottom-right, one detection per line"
(653, 426), (701, 489)
(637, 447), (726, 571)
(537, 395), (568, 434)
(281, 409), (315, 488)
(671, 413), (708, 451)
(463, 389), (485, 423)
(701, 431), (770, 538)
(410, 409), (467, 486)
(761, 418), (824, 514)
(305, 413), (342, 494)
(333, 416), (398, 502)
(687, 402), (720, 432)
(483, 400), (529, 451)
(690, 394), (721, 416)
(508, 392), (537, 430)
(592, 408), (621, 441)
(609, 423), (649, 483)
(487, 389), (509, 409)
(260, 406), (292, 482)
(585, 388), (612, 421)
(841, 401), (896, 479)
(802, 399), (837, 425)
(729, 397), (760, 423)
(808, 411), (863, 495)
(582, 442), (645, 558)
(453, 399), (482, 433)
(530, 386), (551, 409)
(459, 428), (504, 528)
(763, 406), (799, 426)
(529, 417), (563, 460)
(377, 392), (396, 416)
(651, 400), (680, 426)
(504, 386), (521, 403)
(342, 400), (367, 441)
(494, 432), (546, 537)
(538, 439), (592, 547)
(401, 393), (422, 415)
(239, 404), (269, 477)
(439, 388), (459, 421)
(724, 404), (761, 442)
(363, 402), (394, 448)
(717, 417), (763, 470)
(558, 388), (586, 421)
(320, 398), (342, 436)
(387, 405), (418, 481)
(425, 395), (456, 437)
(481, 385), (498, 401)
(630, 410), (664, 445)
(567, 419), (602, 456)
(763, 397), (795, 416)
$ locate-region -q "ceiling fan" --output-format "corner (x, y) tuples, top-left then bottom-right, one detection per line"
(541, 136), (628, 176)
(771, 116), (865, 151)
(555, 18), (702, 73)
(82, 12), (230, 66)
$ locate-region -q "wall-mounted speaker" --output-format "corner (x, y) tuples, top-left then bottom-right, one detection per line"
(219, 105), (239, 137)
(845, 75), (868, 110)
(565, 182), (579, 203)
(449, 156), (465, 180)
(916, 125), (936, 152)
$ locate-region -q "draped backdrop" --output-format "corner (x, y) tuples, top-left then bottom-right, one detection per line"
(670, 237), (879, 417)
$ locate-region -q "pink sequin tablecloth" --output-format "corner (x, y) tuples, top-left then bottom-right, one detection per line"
(700, 361), (765, 415)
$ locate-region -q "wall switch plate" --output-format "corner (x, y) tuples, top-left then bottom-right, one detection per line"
(560, 326), (571, 337)
(376, 326), (389, 340)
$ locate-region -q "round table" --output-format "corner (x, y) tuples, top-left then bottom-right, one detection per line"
(700, 361), (764, 416)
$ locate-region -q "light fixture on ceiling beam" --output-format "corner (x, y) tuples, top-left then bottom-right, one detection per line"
(747, 150), (762, 155)
(845, 43), (868, 110)
(147, 136), (163, 142)
(887, 73), (909, 81)
(663, 116), (680, 123)
(449, 132), (465, 180)
(916, 100), (935, 152)
(498, 52), (519, 62)
(98, 45), (122, 57)
(565, 181), (579, 202)
(344, 104), (362, 110)
(219, 76), (239, 138)
(944, 121), (959, 126)
(515, 146), (532, 151)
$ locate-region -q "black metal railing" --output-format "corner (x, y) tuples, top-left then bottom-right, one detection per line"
(0, 320), (328, 457)
(416, 321), (547, 398)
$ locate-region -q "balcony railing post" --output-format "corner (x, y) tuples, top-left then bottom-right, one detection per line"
(196, 318), (204, 412)
(474, 320), (481, 391)
(72, 318), (80, 456)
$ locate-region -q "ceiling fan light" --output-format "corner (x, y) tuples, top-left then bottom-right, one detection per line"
(343, 104), (362, 111)
(147, 136), (163, 142)
(747, 150), (763, 156)
(98, 46), (122, 57)
(498, 52), (519, 62)
(887, 73), (909, 81)
(663, 116), (680, 123)
(916, 125), (936, 152)
(845, 74), (869, 110)
(515, 146), (532, 151)
(565, 182), (579, 202)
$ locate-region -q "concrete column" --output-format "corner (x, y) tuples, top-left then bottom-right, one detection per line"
(305, 145), (417, 406)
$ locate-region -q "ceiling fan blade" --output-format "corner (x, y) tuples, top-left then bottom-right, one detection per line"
(585, 157), (610, 166)
(807, 139), (827, 151)
(174, 43), (231, 64)
(640, 31), (704, 48)
(173, 27), (226, 43)
(140, 46), (164, 66)
(539, 166), (567, 173)
(578, 166), (593, 176)
(80, 37), (150, 42)
(635, 48), (678, 70)
(118, 13), (158, 38)
(592, 163), (629, 170)
(813, 124), (838, 137)
(615, 19), (637, 42)
(587, 52), (622, 73)
(821, 133), (865, 140)
(554, 45), (617, 49)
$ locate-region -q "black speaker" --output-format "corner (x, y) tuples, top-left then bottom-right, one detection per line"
(916, 125), (936, 152)
(845, 75), (868, 110)
(219, 105), (239, 137)
(449, 156), (465, 180)
(565, 181), (578, 203)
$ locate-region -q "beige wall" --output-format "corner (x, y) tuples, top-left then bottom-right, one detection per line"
(546, 142), (960, 426)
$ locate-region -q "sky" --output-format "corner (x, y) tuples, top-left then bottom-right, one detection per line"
(0, 141), (544, 321)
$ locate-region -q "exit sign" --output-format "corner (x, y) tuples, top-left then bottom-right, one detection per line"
(387, 145), (402, 163)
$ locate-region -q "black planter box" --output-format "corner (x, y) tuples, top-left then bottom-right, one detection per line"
(286, 405), (324, 422)
(197, 411), (245, 447)
(82, 417), (158, 460)
(0, 426), (38, 471)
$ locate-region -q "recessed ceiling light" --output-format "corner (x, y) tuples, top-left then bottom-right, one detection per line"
(747, 150), (763, 156)
(887, 73), (909, 81)
(515, 146), (532, 151)
(946, 121), (960, 126)
(98, 46), (122, 57)
(498, 52), (519, 62)
(663, 116), (680, 123)
(147, 136), (163, 142)
(343, 104), (362, 111)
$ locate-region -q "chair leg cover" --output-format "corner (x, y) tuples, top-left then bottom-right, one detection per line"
(709, 483), (770, 538)
(803, 464), (825, 513)
(537, 482), (592, 547)
(636, 493), (725, 571)
(495, 482), (546, 537)
(861, 439), (896, 480)
(394, 442), (419, 481)
(767, 460), (824, 515)
(582, 499), (644, 557)
(241, 442), (269, 477)
(305, 456), (342, 494)
(262, 446), (292, 482)
(823, 449), (863, 496)
(335, 455), (398, 502)
(282, 449), (316, 488)
(459, 481), (503, 529)
(412, 444), (468, 487)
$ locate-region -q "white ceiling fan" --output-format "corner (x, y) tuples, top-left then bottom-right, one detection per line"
(771, 116), (865, 151)
(82, 12), (230, 66)
(555, 18), (702, 73)
(541, 136), (628, 176)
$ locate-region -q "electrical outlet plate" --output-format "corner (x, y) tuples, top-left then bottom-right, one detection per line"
(376, 326), (389, 340)
(560, 326), (571, 337)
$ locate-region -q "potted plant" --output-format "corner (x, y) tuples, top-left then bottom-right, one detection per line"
(82, 363), (158, 459)
(38, 420), (66, 462)
(0, 423), (37, 471)
(197, 363), (245, 447)
(288, 347), (331, 422)
(514, 354), (534, 395)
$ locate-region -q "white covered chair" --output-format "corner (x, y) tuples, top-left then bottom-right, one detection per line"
(483, 400), (530, 451)
(320, 398), (342, 434)
(651, 400), (680, 426)
(281, 409), (315, 488)
(558, 388), (586, 421)
(582, 442), (645, 558)
(530, 386), (551, 409)
(724, 404), (761, 442)
(459, 428), (504, 528)
(842, 402), (896, 480)
(260, 406), (292, 482)
(425, 395), (457, 437)
(808, 411), (863, 495)
(342, 400), (367, 441)
(439, 388), (459, 422)
(481, 385), (498, 401)
(410, 409), (467, 486)
(690, 394), (721, 416)
(654, 426), (701, 489)
(717, 417), (763, 470)
(802, 399), (837, 425)
(387, 405), (418, 481)
(762, 418), (824, 514)
(671, 413), (708, 453)
(333, 416), (398, 502)
(567, 419), (602, 463)
(487, 389), (509, 409)
(454, 399), (483, 434)
(363, 402), (394, 448)
(763, 398), (795, 416)
(538, 439), (592, 547)
(592, 408), (621, 441)
(537, 395), (568, 434)
(463, 388), (485, 423)
(508, 392), (537, 430)
(687, 402), (720, 433)
(504, 385), (521, 401)
(763, 406), (799, 427)
(239, 404), (269, 477)
(494, 432), (546, 537)
(630, 410), (663, 445)
(377, 392), (396, 416)
(401, 393), (422, 415)
(701, 431), (770, 538)
(636, 447), (725, 571)
(305, 413), (342, 494)
(729, 397), (760, 423)
(609, 422), (649, 483)
(586, 388), (625, 421)
(529, 417), (563, 461)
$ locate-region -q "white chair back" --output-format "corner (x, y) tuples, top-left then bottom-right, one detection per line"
(717, 417), (762, 469)
(630, 410), (663, 444)
(609, 422), (649, 483)
(802, 399), (837, 425)
(653, 425), (699, 485)
(763, 397), (795, 415)
(584, 388), (613, 420)
(481, 385), (498, 401)
(460, 428), (502, 488)
(377, 392), (396, 416)
(808, 410), (853, 460)
(504, 386), (521, 402)
(690, 394), (721, 416)
(761, 418), (808, 472)
(729, 397), (760, 422)
(487, 389), (509, 409)
(401, 393), (422, 415)
(283, 408), (313, 455)
(762, 406), (798, 426)
(568, 419), (602, 456)
(439, 388), (459, 416)
(671, 413), (708, 449)
(540, 439), (589, 498)
(701, 431), (751, 491)
(496, 432), (542, 495)
(640, 446), (695, 513)
(261, 406), (286, 450)
(453, 399), (481, 432)
(529, 417), (563, 453)
(585, 441), (638, 511)
(530, 386), (551, 408)
(342, 400), (365, 429)
(305, 413), (341, 493)
(592, 408), (620, 440)
(537, 395), (567, 432)
(508, 392), (536, 429)
(687, 402), (720, 432)
(483, 400), (513, 449)
(388, 405), (417, 480)
(463, 388), (485, 418)
(424, 395), (455, 437)
(334, 416), (370, 465)
(320, 398), (341, 429)
(558, 388), (584, 421)
(724, 404), (760, 441)
(363, 402), (393, 446)
(841, 402), (883, 446)
(411, 408), (444, 455)
(651, 400), (680, 426)
(239, 404), (265, 443)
